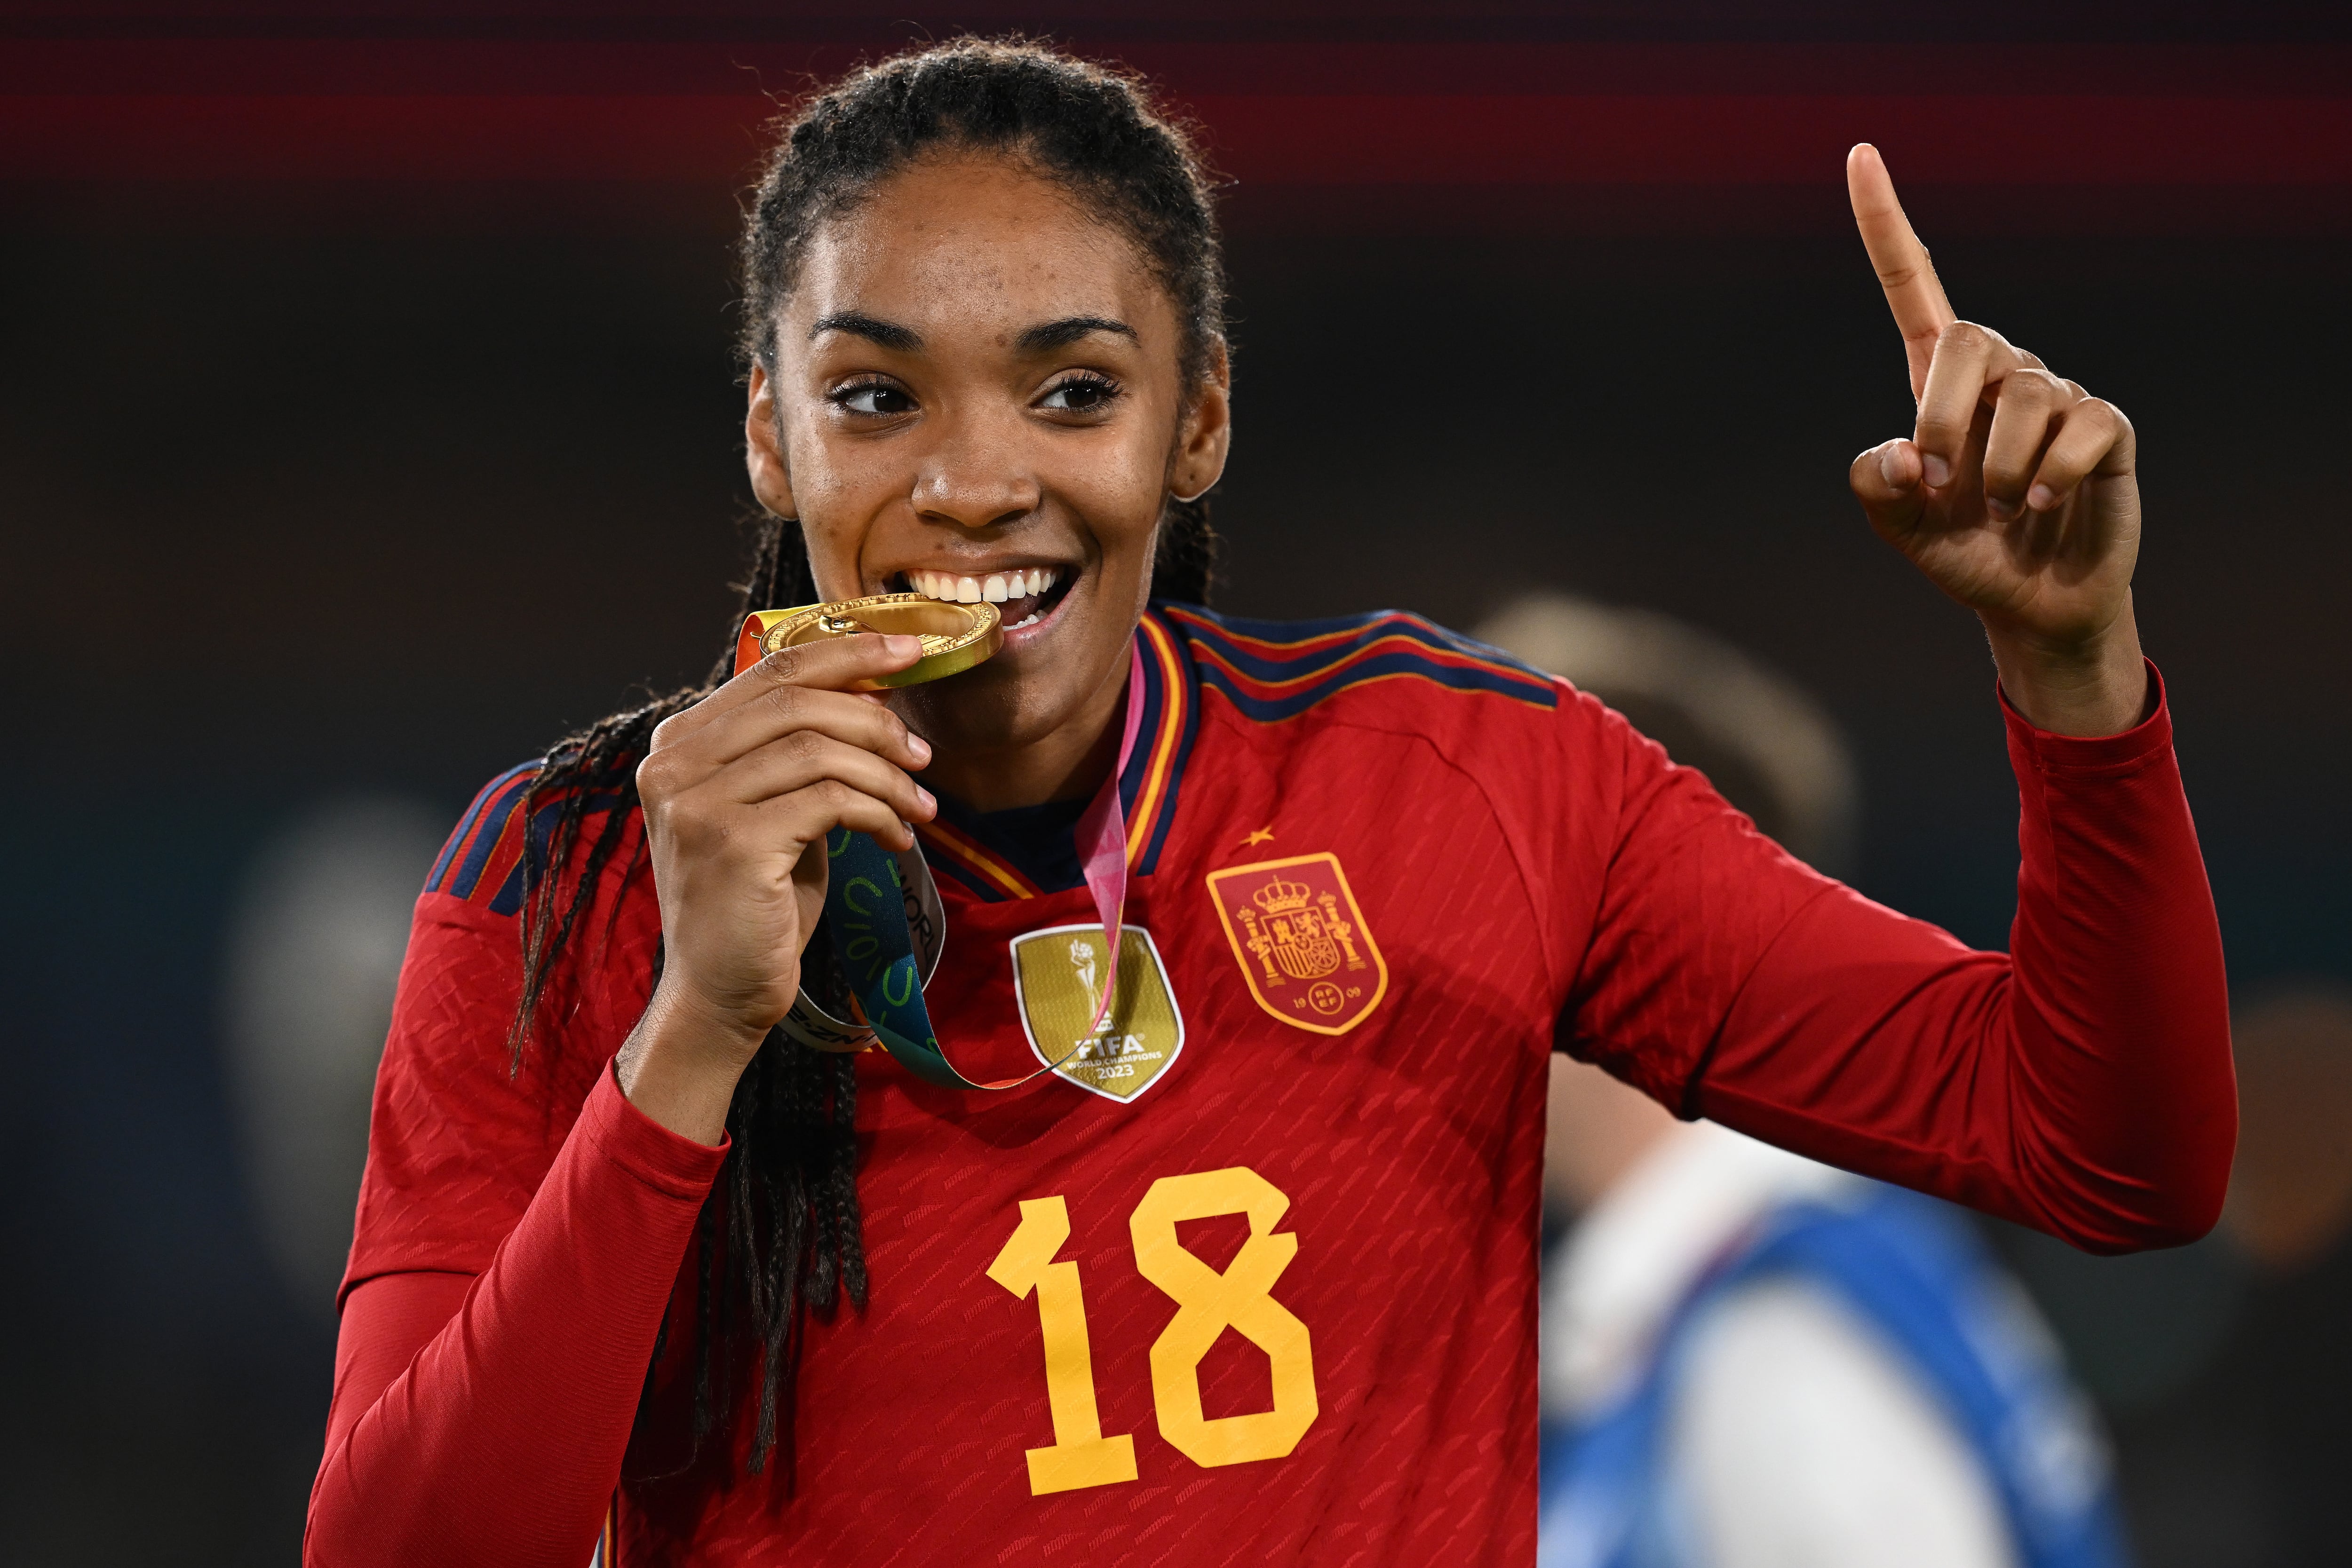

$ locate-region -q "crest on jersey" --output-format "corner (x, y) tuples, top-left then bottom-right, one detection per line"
(1010, 925), (1186, 1102)
(1206, 852), (1389, 1036)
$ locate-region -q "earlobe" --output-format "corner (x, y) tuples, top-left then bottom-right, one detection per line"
(744, 363), (799, 518)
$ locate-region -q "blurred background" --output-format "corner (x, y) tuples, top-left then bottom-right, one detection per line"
(4, 1), (2348, 1563)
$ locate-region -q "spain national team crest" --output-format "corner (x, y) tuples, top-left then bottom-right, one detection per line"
(1010, 925), (1186, 1102)
(1206, 852), (1389, 1036)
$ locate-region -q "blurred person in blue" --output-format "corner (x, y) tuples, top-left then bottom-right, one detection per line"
(1478, 594), (2127, 1568)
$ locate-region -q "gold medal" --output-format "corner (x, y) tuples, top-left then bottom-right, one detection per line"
(734, 594), (1002, 689)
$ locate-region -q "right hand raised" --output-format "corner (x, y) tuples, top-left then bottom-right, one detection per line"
(622, 634), (936, 1124)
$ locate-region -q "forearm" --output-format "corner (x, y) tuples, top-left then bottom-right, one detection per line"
(1692, 664), (2233, 1250)
(305, 1065), (723, 1568)
(1987, 659), (2233, 1243)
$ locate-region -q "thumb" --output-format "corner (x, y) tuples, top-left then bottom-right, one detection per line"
(1850, 437), (1928, 544)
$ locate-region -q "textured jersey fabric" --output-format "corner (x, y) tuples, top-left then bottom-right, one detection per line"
(308, 605), (2232, 1568)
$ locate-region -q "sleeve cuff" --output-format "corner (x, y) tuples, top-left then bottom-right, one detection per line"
(576, 1058), (731, 1201)
(1999, 656), (2172, 774)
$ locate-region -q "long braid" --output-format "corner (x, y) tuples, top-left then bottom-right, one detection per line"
(513, 37), (1229, 1482)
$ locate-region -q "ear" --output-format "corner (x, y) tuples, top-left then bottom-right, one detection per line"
(744, 362), (798, 517)
(1168, 336), (1232, 503)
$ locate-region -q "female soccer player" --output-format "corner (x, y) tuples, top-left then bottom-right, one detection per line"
(308, 40), (2231, 1568)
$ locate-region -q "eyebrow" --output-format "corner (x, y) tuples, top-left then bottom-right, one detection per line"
(808, 311), (922, 351)
(806, 311), (1136, 355)
(1017, 316), (1137, 353)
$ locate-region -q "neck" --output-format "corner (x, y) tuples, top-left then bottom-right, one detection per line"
(909, 651), (1129, 815)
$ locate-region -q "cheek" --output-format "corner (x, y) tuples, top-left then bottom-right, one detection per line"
(1054, 431), (1170, 562)
(781, 412), (898, 514)
(779, 414), (902, 573)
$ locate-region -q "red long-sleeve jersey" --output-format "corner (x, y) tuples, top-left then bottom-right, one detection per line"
(308, 604), (2233, 1568)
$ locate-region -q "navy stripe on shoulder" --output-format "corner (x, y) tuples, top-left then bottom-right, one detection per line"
(424, 763), (629, 913)
(1161, 604), (1557, 723)
(481, 787), (628, 916)
(423, 763), (540, 899)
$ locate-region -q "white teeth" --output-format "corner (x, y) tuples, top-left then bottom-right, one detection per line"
(1009, 610), (1042, 629)
(906, 566), (1061, 604)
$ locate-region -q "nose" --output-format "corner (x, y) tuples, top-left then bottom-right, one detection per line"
(910, 412), (1041, 531)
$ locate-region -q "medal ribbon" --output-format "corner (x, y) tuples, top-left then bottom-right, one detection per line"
(819, 638), (1145, 1091)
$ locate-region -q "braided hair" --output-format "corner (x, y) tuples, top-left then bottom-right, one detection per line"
(508, 39), (1228, 1479)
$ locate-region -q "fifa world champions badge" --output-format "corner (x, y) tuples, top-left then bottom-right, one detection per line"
(1206, 853), (1389, 1035)
(1010, 924), (1187, 1102)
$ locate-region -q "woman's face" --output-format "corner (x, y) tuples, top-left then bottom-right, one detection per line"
(746, 150), (1229, 774)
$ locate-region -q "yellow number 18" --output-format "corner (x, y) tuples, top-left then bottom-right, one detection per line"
(986, 1166), (1319, 1496)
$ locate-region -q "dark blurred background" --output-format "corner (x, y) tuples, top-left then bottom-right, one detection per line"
(4, 3), (2348, 1563)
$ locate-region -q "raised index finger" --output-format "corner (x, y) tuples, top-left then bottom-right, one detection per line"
(1848, 143), (1955, 400)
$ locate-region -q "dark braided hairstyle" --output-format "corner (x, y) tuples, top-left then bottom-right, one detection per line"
(506, 38), (1228, 1479)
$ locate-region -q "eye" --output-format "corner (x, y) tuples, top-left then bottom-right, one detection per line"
(829, 379), (916, 417)
(1036, 374), (1121, 414)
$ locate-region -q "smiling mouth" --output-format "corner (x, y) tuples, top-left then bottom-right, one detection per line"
(895, 566), (1072, 632)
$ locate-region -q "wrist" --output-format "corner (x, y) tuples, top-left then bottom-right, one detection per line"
(1981, 600), (2149, 738)
(615, 980), (770, 1146)
(647, 971), (777, 1065)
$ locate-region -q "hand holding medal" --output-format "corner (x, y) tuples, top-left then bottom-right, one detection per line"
(620, 617), (935, 1142)
(724, 597), (1141, 1092)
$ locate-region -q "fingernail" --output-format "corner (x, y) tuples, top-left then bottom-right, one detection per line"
(885, 634), (922, 658)
(1921, 453), (1951, 489)
(908, 733), (933, 764)
(915, 785), (936, 813)
(2026, 483), (2058, 512)
(1878, 448), (1910, 490)
(1987, 495), (2019, 521)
